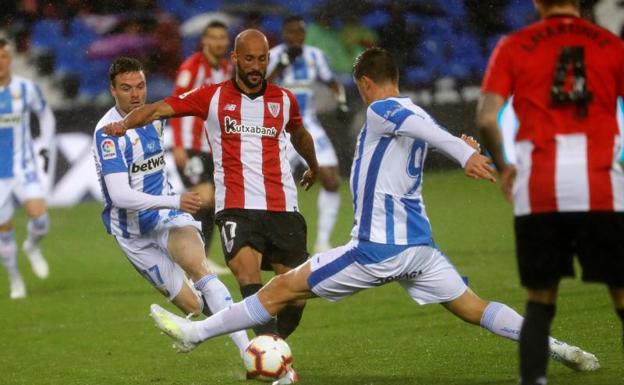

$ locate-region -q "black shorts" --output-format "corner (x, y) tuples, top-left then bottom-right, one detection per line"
(176, 150), (214, 187)
(215, 209), (309, 271)
(514, 212), (624, 289)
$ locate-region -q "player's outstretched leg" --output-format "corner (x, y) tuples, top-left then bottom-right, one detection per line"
(22, 213), (49, 279)
(444, 288), (599, 371)
(0, 229), (26, 299)
(150, 261), (314, 350)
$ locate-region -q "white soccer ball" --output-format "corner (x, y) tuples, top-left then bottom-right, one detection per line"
(243, 334), (293, 382)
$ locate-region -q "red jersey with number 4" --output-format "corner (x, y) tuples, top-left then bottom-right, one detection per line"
(170, 53), (232, 152)
(165, 80), (302, 213)
(482, 15), (624, 215)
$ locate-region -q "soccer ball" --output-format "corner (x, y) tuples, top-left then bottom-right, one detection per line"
(243, 334), (293, 382)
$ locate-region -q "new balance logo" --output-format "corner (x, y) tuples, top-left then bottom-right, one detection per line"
(131, 155), (165, 174)
(223, 116), (277, 137)
(224, 104), (237, 111)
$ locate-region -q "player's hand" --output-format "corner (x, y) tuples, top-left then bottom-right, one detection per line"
(39, 148), (50, 173)
(299, 167), (318, 191)
(103, 121), (128, 137)
(172, 147), (188, 168)
(464, 153), (496, 182)
(461, 134), (481, 152)
(500, 165), (517, 202)
(180, 191), (201, 214)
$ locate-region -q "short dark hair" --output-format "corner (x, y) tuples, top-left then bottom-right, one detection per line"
(202, 20), (228, 36)
(283, 15), (304, 28)
(0, 38), (9, 49)
(109, 57), (144, 85)
(352, 47), (398, 84)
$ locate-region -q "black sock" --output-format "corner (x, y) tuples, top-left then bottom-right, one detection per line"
(241, 284), (277, 336)
(194, 208), (215, 251)
(617, 308), (624, 350)
(519, 301), (555, 385)
(277, 303), (305, 339)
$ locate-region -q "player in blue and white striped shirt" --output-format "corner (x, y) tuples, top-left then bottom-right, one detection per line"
(268, 16), (349, 253)
(0, 39), (55, 299)
(93, 57), (248, 356)
(150, 48), (598, 376)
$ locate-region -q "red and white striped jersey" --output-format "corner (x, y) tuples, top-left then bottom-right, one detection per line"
(165, 80), (303, 213)
(170, 52), (232, 152)
(483, 15), (624, 215)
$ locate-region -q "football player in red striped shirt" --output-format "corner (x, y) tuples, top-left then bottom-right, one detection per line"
(105, 29), (318, 340)
(477, 1), (624, 384)
(170, 21), (232, 274)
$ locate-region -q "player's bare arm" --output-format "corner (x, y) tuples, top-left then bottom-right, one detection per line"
(104, 101), (175, 136)
(476, 93), (507, 171)
(476, 92), (515, 199)
(289, 126), (319, 190)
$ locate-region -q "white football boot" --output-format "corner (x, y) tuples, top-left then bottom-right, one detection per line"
(22, 240), (49, 279)
(272, 367), (299, 385)
(9, 273), (26, 299)
(150, 304), (198, 353)
(549, 339), (600, 371)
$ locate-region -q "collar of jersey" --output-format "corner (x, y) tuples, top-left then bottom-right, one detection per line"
(231, 79), (267, 100)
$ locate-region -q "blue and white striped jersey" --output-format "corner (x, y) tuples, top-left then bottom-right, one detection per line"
(0, 75), (54, 179)
(92, 107), (175, 238)
(350, 97), (475, 246)
(268, 44), (334, 121)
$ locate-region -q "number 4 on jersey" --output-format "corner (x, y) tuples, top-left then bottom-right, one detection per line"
(550, 46), (593, 117)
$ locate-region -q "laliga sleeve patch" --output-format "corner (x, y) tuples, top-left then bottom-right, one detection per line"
(101, 138), (117, 160)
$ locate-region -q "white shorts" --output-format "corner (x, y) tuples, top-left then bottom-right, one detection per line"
(308, 241), (467, 305)
(115, 212), (202, 301)
(288, 117), (338, 168)
(0, 168), (46, 225)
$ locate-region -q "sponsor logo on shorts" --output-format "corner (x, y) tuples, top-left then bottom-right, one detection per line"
(131, 154), (165, 174)
(375, 270), (422, 284)
(101, 138), (116, 160)
(223, 116), (277, 137)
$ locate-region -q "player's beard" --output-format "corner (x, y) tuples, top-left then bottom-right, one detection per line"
(237, 65), (265, 90)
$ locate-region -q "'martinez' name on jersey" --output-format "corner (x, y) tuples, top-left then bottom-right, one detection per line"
(224, 116), (277, 137)
(164, 80), (303, 213)
(93, 107), (174, 238)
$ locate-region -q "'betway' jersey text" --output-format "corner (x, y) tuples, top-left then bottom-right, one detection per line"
(165, 80), (303, 213)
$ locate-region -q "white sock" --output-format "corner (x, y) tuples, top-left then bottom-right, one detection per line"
(0, 230), (19, 276)
(316, 189), (340, 245)
(193, 294), (272, 343)
(480, 302), (523, 341)
(26, 214), (49, 246)
(194, 274), (250, 353)
(481, 302), (565, 355)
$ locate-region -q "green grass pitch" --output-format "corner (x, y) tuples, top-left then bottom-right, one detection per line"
(0, 170), (622, 385)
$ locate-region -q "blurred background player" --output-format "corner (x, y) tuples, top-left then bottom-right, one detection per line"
(170, 20), (232, 274)
(0, 38), (54, 299)
(477, 1), (624, 384)
(92, 57), (248, 355)
(267, 15), (348, 253)
(103, 30), (319, 340)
